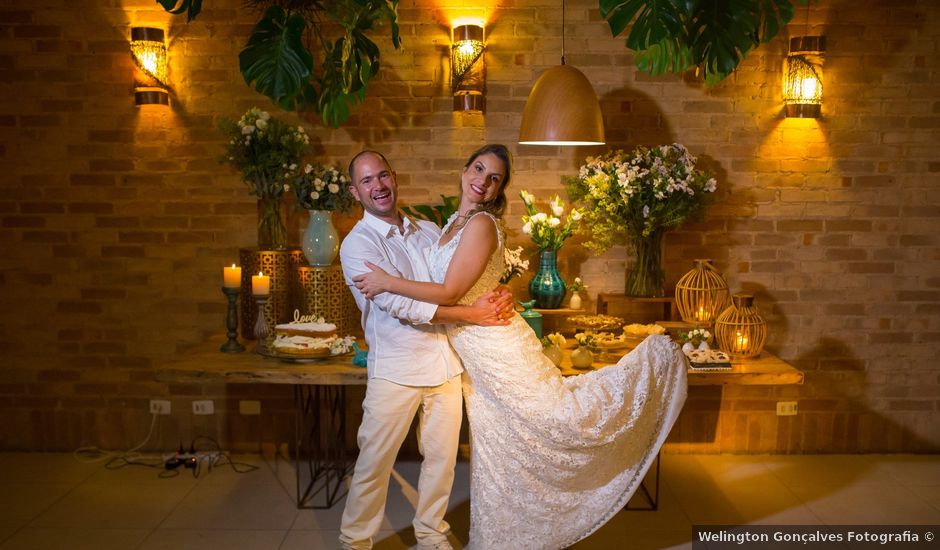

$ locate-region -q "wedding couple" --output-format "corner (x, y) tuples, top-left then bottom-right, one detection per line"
(338, 146), (688, 550)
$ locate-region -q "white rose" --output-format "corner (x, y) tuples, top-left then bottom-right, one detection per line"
(255, 118), (268, 130)
(522, 222), (532, 235)
(532, 212), (547, 223)
(304, 163), (314, 174)
(549, 217), (561, 228)
(283, 184), (290, 192)
(310, 191), (319, 200)
(241, 125), (255, 135)
(259, 111), (270, 121)
(328, 183), (339, 193)
(289, 163), (297, 171)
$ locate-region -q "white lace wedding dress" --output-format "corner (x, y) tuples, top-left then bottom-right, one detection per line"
(426, 212), (689, 550)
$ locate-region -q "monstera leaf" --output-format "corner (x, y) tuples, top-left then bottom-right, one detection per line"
(156, 0), (202, 22)
(402, 196), (460, 228)
(239, 7), (313, 106)
(159, 0), (401, 128)
(600, 0), (805, 84)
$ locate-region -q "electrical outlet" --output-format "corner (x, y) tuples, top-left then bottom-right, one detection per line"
(239, 400), (261, 415)
(192, 400), (214, 415)
(776, 401), (798, 416)
(149, 399), (171, 415)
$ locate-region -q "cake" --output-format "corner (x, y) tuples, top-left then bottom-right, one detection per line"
(273, 320), (338, 357)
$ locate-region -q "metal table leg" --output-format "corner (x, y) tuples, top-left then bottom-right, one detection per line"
(294, 384), (354, 509)
(625, 451), (660, 511)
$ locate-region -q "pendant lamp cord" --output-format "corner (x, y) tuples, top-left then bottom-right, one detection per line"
(561, 0), (567, 65)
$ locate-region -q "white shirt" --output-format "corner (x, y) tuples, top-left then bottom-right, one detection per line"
(340, 211), (464, 386)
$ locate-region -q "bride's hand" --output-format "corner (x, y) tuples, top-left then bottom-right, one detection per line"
(352, 261), (394, 299)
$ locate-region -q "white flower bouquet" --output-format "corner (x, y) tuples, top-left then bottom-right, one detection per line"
(293, 162), (355, 213)
(519, 190), (582, 251)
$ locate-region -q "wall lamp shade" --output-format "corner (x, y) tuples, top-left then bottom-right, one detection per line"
(518, 65), (605, 146)
(452, 24), (485, 112)
(783, 35), (825, 118)
(131, 27), (169, 106)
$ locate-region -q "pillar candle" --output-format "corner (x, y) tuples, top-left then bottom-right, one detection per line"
(223, 264), (242, 288)
(251, 271), (270, 295)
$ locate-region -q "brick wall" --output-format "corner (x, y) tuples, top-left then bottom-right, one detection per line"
(0, 0), (937, 453)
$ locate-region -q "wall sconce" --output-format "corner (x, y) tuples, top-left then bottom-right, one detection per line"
(452, 23), (485, 112)
(131, 27), (169, 106)
(783, 35), (825, 118)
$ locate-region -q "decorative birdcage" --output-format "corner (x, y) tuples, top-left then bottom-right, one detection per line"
(714, 294), (767, 359)
(674, 259), (729, 326)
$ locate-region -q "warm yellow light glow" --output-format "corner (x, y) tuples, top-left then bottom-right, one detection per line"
(783, 36), (825, 118)
(131, 27), (168, 106)
(452, 24), (485, 112)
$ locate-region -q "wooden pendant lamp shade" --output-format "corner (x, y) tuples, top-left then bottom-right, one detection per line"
(518, 65), (605, 146)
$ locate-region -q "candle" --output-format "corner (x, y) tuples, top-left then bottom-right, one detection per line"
(223, 264), (242, 288)
(735, 332), (749, 352)
(251, 271), (270, 295)
(696, 306), (705, 321)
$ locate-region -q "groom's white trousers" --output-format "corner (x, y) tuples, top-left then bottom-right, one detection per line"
(339, 375), (463, 549)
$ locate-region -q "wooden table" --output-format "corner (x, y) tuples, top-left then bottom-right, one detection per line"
(158, 335), (803, 511)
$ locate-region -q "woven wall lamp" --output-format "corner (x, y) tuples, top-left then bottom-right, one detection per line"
(452, 23), (485, 112)
(131, 27), (169, 106)
(518, 0), (604, 145)
(715, 294), (768, 359)
(783, 35), (825, 118)
(674, 259), (730, 326)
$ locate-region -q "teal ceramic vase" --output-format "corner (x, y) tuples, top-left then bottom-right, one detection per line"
(302, 209), (339, 266)
(528, 249), (566, 309)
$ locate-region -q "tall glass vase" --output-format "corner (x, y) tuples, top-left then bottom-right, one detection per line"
(626, 230), (665, 297)
(302, 209), (339, 266)
(528, 249), (566, 309)
(257, 196), (287, 250)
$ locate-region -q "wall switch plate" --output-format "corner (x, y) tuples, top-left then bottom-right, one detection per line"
(239, 400), (261, 415)
(149, 399), (171, 415)
(192, 400), (214, 415)
(776, 401), (798, 416)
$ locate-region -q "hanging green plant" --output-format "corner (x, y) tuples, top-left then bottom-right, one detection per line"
(598, 0), (808, 84)
(157, 0), (400, 127)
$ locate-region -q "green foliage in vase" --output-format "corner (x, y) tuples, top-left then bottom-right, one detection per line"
(401, 195), (460, 228)
(157, 0), (401, 128)
(599, 0), (808, 84)
(564, 143), (717, 254)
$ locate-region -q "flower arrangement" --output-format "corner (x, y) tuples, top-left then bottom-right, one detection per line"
(564, 143), (717, 253)
(681, 328), (712, 347)
(293, 162), (355, 213)
(574, 332), (599, 353)
(519, 190), (582, 251)
(540, 332), (567, 349)
(569, 277), (587, 293)
(500, 245), (529, 284)
(221, 107), (310, 199)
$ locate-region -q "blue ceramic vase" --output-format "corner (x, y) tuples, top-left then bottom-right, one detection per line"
(302, 209), (339, 266)
(528, 249), (566, 309)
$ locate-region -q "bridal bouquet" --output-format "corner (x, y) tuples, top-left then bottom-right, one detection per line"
(293, 162), (355, 212)
(564, 143), (717, 253)
(220, 107), (310, 199)
(519, 190), (582, 251)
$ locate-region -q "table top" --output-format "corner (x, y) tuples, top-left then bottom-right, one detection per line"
(156, 335), (803, 387)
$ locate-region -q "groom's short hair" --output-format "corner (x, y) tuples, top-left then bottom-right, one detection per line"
(348, 150), (392, 184)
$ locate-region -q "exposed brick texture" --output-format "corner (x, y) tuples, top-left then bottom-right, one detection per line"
(0, 0), (938, 453)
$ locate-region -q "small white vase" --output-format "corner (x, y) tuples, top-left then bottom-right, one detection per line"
(698, 341), (711, 351)
(569, 291), (582, 310)
(571, 347), (594, 368)
(302, 209), (339, 266)
(682, 342), (695, 354)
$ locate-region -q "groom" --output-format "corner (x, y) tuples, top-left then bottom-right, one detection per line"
(338, 150), (512, 550)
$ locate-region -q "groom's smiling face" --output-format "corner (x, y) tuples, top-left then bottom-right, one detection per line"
(349, 152), (399, 223)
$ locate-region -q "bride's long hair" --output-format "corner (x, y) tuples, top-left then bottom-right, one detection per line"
(459, 144), (512, 219)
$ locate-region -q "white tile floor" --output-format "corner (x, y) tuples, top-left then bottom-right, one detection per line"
(0, 452), (938, 549)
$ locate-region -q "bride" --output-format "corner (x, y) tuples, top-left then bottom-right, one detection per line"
(352, 144), (688, 550)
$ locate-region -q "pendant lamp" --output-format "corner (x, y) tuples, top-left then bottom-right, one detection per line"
(518, 0), (604, 146)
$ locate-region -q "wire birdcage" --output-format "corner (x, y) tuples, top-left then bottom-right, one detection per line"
(674, 259), (729, 326)
(714, 294), (767, 359)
